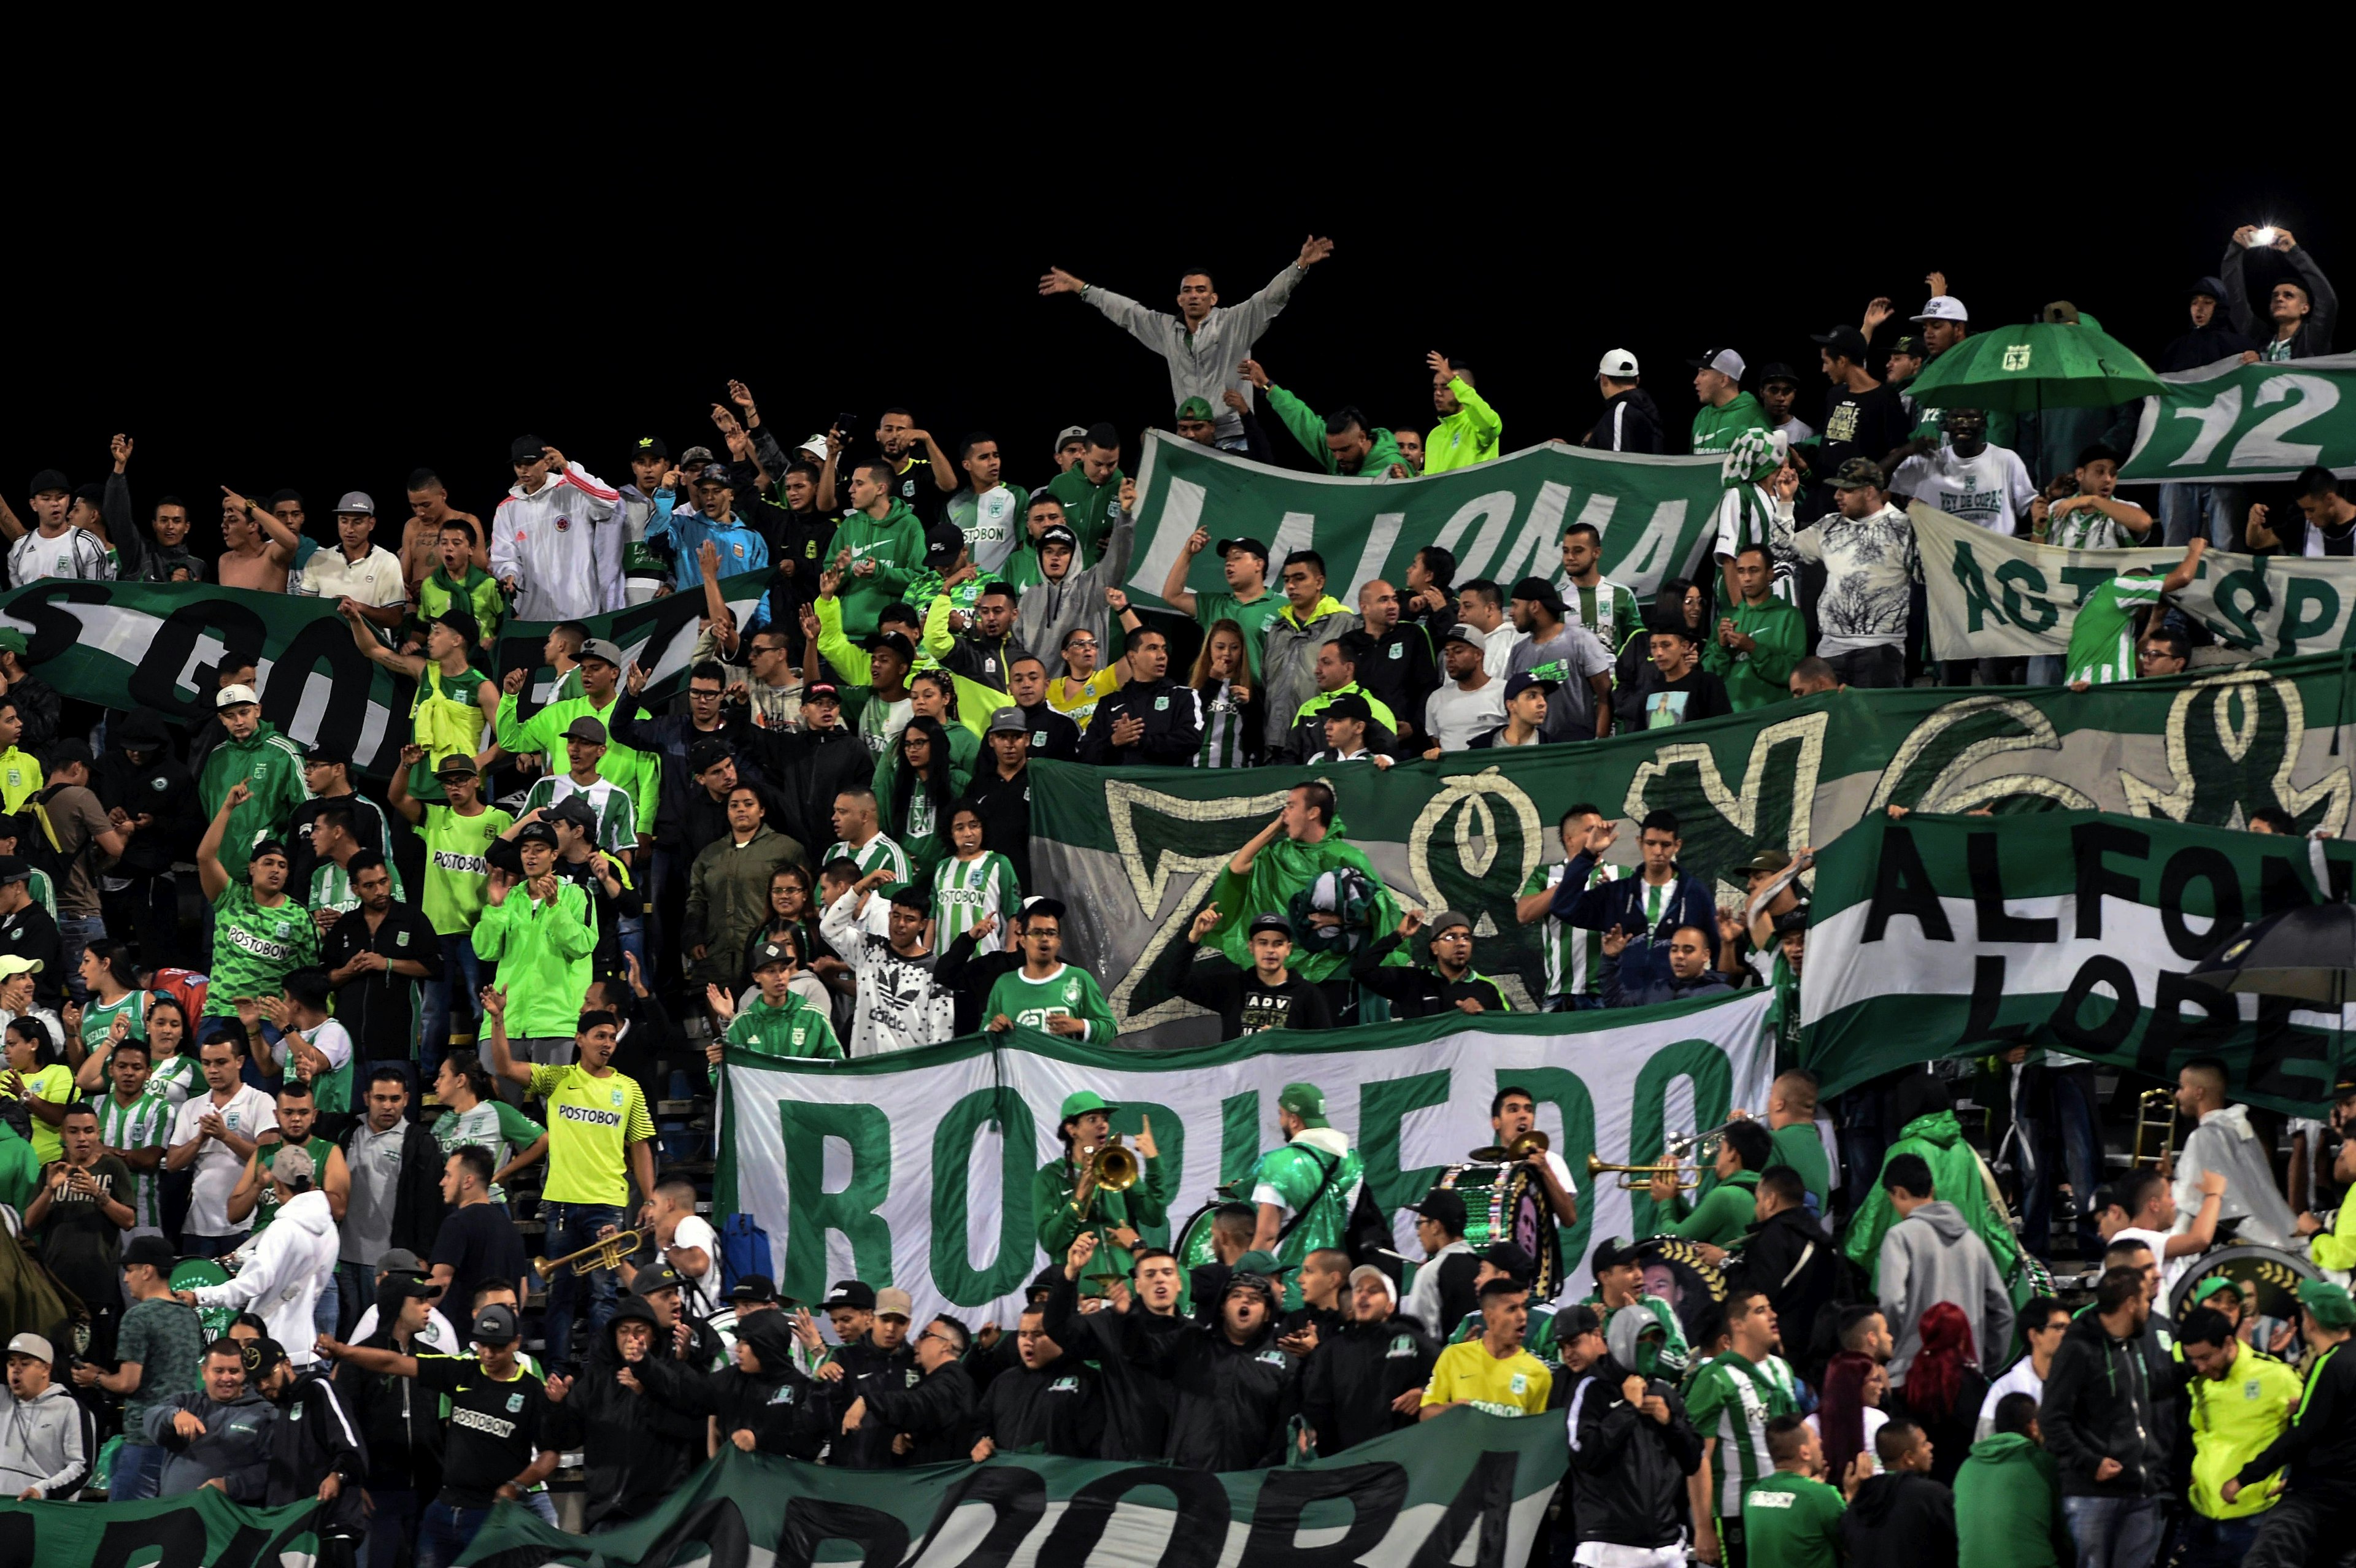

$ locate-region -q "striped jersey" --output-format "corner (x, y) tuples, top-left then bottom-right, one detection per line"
(145, 1053), (202, 1109)
(520, 774), (640, 856)
(309, 854), (410, 921)
(822, 832), (911, 883)
(933, 851), (1018, 952)
(1686, 1351), (1800, 1517)
(1196, 680), (1252, 769)
(1524, 858), (1625, 1001)
(94, 1089), (174, 1229)
(2063, 570), (2163, 687)
(80, 989), (147, 1058)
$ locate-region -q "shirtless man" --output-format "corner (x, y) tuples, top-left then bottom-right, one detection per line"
(215, 486), (304, 591)
(398, 469), (485, 601)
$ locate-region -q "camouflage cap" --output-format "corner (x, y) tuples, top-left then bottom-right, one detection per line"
(1829, 458), (1886, 491)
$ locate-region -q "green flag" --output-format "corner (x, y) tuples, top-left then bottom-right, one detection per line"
(2122, 354), (2356, 483)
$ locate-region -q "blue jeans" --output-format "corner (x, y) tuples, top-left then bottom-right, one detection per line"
(363, 1485), (421, 1568)
(109, 1439), (167, 1500)
(182, 1229), (248, 1260)
(416, 1501), (493, 1568)
(419, 933), (484, 1086)
(59, 912), (107, 1005)
(2180, 1512), (2261, 1568)
(2028, 654), (2065, 686)
(314, 1268), (340, 1340)
(523, 1490), (558, 1528)
(2160, 482), (2244, 549)
(618, 912), (647, 977)
(2063, 1494), (2165, 1568)
(541, 1200), (622, 1368)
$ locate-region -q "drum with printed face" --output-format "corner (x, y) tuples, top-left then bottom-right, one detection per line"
(2169, 1242), (2317, 1328)
(1436, 1161), (1560, 1301)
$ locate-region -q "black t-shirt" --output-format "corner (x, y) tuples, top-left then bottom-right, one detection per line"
(414, 1353), (549, 1508)
(884, 455), (949, 529)
(1815, 381), (1912, 480)
(37, 1154), (133, 1300)
(429, 1203), (531, 1329)
(1638, 669), (1732, 729)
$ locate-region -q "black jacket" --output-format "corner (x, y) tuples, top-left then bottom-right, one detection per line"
(1301, 1313), (1438, 1456)
(1350, 930), (1508, 1017)
(1354, 623), (1441, 740)
(2157, 280), (2260, 372)
(1733, 1207), (1839, 1361)
(2039, 1312), (2173, 1497)
(1137, 940), (1334, 1038)
(604, 689), (766, 851)
(827, 1334), (918, 1469)
(342, 1281), (444, 1495)
(265, 1366), (369, 1539)
(1587, 388), (1665, 455)
(864, 1360), (979, 1466)
(0, 900), (63, 1007)
(544, 1297), (707, 1526)
(1127, 1309), (1300, 1471)
(965, 764), (1035, 894)
(92, 747), (202, 875)
(936, 928), (1026, 1039)
(2238, 1335), (2356, 1504)
(976, 1356), (1101, 1457)
(936, 623), (1030, 693)
(2223, 242), (2338, 359)
(1566, 1353), (1701, 1551)
(637, 1311), (828, 1459)
(1012, 702), (1081, 764)
(1041, 1267), (1176, 1461)
(340, 1120), (445, 1258)
(1079, 678), (1204, 767)
(738, 723), (874, 857)
(1842, 1471), (1957, 1568)
(323, 901), (445, 1063)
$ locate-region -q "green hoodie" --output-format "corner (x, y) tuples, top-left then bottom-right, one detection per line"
(1842, 1110), (2024, 1299)
(1265, 383), (1409, 477)
(418, 563), (503, 646)
(1206, 813), (1404, 985)
(1702, 597), (1808, 710)
(831, 500), (928, 640)
(1954, 1433), (2072, 1568)
(1044, 462), (1126, 565)
(1692, 391), (1770, 455)
(196, 721), (310, 882)
(469, 877), (595, 1039)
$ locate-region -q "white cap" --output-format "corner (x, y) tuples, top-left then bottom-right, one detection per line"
(1690, 348), (1746, 381)
(1912, 296), (1968, 323)
(798, 433), (828, 459)
(1595, 348), (1641, 380)
(217, 684), (260, 710)
(6, 1332), (53, 1364)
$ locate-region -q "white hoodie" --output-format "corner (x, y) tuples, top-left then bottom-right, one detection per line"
(194, 1188), (339, 1364)
(490, 461), (623, 621)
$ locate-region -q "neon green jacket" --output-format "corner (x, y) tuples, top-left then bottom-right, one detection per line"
(470, 878), (595, 1039)
(1424, 377), (1503, 472)
(816, 595), (997, 745)
(417, 565), (503, 647)
(492, 690), (658, 837)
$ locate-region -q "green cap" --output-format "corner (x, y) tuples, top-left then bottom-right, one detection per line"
(2189, 1275), (2239, 1305)
(0, 630), (26, 657)
(1059, 1090), (1118, 1124)
(1277, 1082), (1328, 1128)
(1177, 396), (1216, 422)
(1229, 1248), (1294, 1280)
(2300, 1278), (2356, 1329)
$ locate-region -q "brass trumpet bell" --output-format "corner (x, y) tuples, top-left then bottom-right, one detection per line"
(535, 1226), (649, 1280)
(1586, 1153), (1698, 1191)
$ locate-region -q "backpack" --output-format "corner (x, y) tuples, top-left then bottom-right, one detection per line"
(718, 1212), (768, 1294)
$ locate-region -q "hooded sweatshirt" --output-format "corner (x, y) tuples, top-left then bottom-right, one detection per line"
(2039, 1311), (2166, 1497)
(1841, 1470), (1956, 1568)
(191, 1187), (339, 1364)
(831, 499), (928, 640)
(1011, 510), (1138, 681)
(196, 720), (311, 882)
(1260, 595), (1360, 748)
(1425, 377), (1503, 473)
(1877, 1199), (2014, 1387)
(0, 1379), (91, 1497)
(1265, 384), (1410, 478)
(544, 1296), (705, 1526)
(490, 461), (623, 621)
(147, 1383), (276, 1499)
(1844, 1112), (2024, 1294)
(1692, 391), (1771, 455)
(1954, 1431), (2073, 1568)
(265, 1364), (368, 1537)
(469, 877), (596, 1039)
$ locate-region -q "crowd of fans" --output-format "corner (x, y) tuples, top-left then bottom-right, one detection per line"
(0, 225), (2351, 1568)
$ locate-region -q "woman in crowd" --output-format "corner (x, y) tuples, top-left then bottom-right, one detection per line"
(1189, 618), (1260, 769)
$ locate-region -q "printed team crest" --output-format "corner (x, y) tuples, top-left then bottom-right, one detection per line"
(1050, 1375), (1078, 1393)
(1388, 643), (1403, 659)
(610, 1088), (624, 1107)
(1063, 981), (1079, 1004)
(555, 515), (572, 532)
(1153, 695), (1169, 712)
(1509, 1372), (1528, 1394)
(507, 1391), (527, 1412)
(1258, 1350), (1285, 1366)
(396, 931), (410, 948)
(272, 921), (290, 937)
(2245, 1378), (2262, 1399)
(2001, 344), (2033, 371)
(1034, 731), (1049, 747)
(150, 777), (167, 791)
(732, 543), (746, 559)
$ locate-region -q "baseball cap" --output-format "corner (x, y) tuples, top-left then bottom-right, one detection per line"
(822, 1280), (877, 1312)
(1177, 396), (1216, 421)
(1509, 575), (1565, 614)
(26, 470), (68, 498)
(577, 638), (624, 669)
(729, 1275), (780, 1304)
(1321, 692), (1372, 724)
(752, 940), (795, 970)
(1912, 295), (1969, 324)
(515, 820), (560, 848)
(1772, 908), (1811, 936)
(1592, 1236), (1641, 1272)
(875, 1288), (914, 1321)
(633, 435), (669, 461)
(387, 1273), (440, 1301)
(433, 753), (479, 778)
(1248, 912), (1294, 939)
(6, 1332), (53, 1365)
(0, 950), (40, 973)
(547, 795), (599, 834)
(509, 436), (546, 464)
(1410, 1187), (1468, 1232)
(688, 737), (733, 774)
(1277, 1082), (1330, 1129)
(1758, 361), (1802, 388)
(250, 837), (290, 867)
(1059, 1090), (1118, 1123)
(301, 739), (348, 766)
(1349, 1263), (1398, 1305)
(472, 1304), (522, 1343)
(1217, 536), (1271, 563)
(1501, 670), (1557, 702)
(866, 631), (916, 664)
(1482, 1241), (1536, 1278)
(2300, 1279), (2356, 1329)
(1054, 425), (1089, 455)
(692, 463), (733, 486)
(1038, 524), (1079, 552)
(562, 715), (608, 745)
(1830, 457), (1887, 491)
(923, 519), (963, 567)
(804, 681), (841, 704)
(682, 445), (716, 467)
(798, 434), (829, 459)
(123, 1234), (177, 1271)
(1888, 334), (1926, 359)
(1229, 1249), (1294, 1280)
(1026, 896), (1067, 923)
(1688, 348), (1746, 381)
(1425, 910), (1474, 939)
(217, 684), (260, 710)
(1595, 348), (1641, 380)
(334, 491), (375, 517)
(987, 707), (1027, 735)
(1440, 623), (1481, 650)
(1811, 324), (1870, 362)
(634, 1263), (686, 1296)
(271, 1147), (317, 1186)
(1741, 849), (1793, 875)
(431, 607), (481, 648)
(376, 1248), (426, 1274)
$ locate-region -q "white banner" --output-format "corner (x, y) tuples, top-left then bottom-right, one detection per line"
(716, 996), (1775, 1329)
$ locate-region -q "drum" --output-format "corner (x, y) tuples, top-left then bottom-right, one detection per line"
(169, 1259), (237, 1342)
(1437, 1161), (1561, 1302)
(1174, 1202), (1225, 1277)
(2169, 1242), (2317, 1326)
(1632, 1236), (1729, 1344)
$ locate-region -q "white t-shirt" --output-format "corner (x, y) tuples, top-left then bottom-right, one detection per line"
(2112, 1223), (2186, 1295)
(13, 529), (90, 583)
(1476, 621), (1523, 679)
(273, 1017), (353, 1080)
(1977, 1356), (2045, 1440)
(668, 1214), (723, 1318)
(291, 544), (408, 607)
(347, 1304), (462, 1355)
(1804, 1406), (1888, 1474)
(1889, 444), (2038, 534)
(171, 1085), (279, 1237)
(1425, 679), (1507, 751)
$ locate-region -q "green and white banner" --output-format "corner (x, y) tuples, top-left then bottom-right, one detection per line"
(1802, 809), (2356, 1113)
(2122, 354), (2356, 483)
(1031, 656), (2356, 1045)
(1917, 505), (2356, 662)
(0, 1489), (326, 1568)
(715, 999), (1773, 1331)
(463, 1420), (1566, 1567)
(0, 573), (774, 779)
(1128, 431), (1725, 607)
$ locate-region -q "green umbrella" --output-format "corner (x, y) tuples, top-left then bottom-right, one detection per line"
(1901, 313), (2166, 412)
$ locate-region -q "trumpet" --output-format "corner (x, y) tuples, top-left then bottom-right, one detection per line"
(1071, 1135), (1140, 1218)
(1469, 1129), (1552, 1163)
(2133, 1088), (2179, 1171)
(1665, 1121), (1739, 1163)
(1587, 1153), (1699, 1191)
(534, 1227), (649, 1281)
